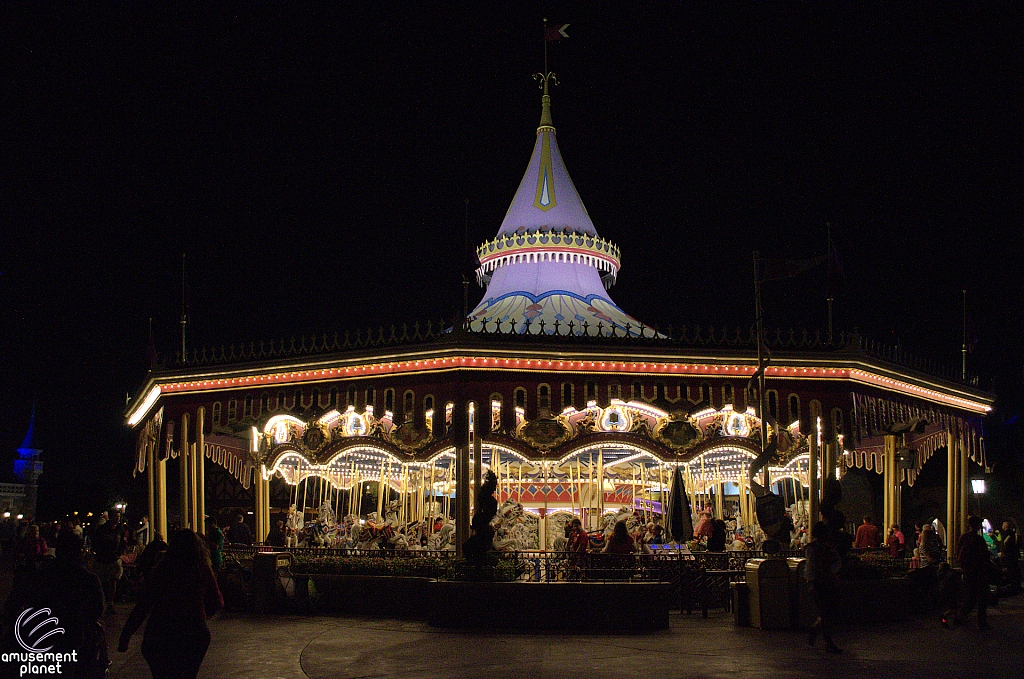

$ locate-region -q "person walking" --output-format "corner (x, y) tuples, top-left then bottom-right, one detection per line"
(953, 515), (994, 629)
(118, 529), (224, 679)
(804, 521), (842, 653)
(998, 520), (1020, 594)
(91, 511), (126, 614)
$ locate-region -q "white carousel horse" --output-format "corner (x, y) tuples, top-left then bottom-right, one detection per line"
(317, 501), (337, 527)
(426, 516), (455, 551)
(286, 504), (305, 548)
(492, 500), (533, 551)
(384, 500), (401, 528)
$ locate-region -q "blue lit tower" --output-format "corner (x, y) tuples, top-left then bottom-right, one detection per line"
(13, 407), (43, 519)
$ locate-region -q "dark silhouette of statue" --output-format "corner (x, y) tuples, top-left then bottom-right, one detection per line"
(463, 470), (498, 566)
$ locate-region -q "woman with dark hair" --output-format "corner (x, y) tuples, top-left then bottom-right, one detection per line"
(602, 520), (635, 554)
(118, 529), (223, 679)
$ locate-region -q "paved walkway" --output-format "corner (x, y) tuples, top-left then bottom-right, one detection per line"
(109, 594), (1023, 679)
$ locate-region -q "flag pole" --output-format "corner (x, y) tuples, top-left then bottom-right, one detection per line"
(180, 252), (187, 363)
(961, 288), (967, 381)
(543, 17), (548, 77)
(753, 251), (769, 489)
(826, 224), (834, 343)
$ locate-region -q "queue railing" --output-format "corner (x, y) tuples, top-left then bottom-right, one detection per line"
(221, 545), (807, 612)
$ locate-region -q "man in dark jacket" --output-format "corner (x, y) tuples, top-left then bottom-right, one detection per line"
(225, 514), (253, 546)
(91, 511), (126, 614)
(954, 515), (993, 628)
(265, 520), (286, 548)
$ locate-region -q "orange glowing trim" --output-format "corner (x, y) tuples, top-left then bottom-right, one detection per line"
(129, 355), (991, 425)
(127, 386), (161, 426)
(848, 369), (991, 414)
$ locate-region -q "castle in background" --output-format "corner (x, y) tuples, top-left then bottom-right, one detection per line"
(2, 409), (43, 520)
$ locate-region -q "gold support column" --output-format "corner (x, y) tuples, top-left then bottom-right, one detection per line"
(471, 403), (481, 516)
(196, 408), (206, 535)
(946, 430), (957, 563)
(146, 436), (155, 545)
(959, 430), (968, 545)
(821, 441), (833, 491)
(808, 425), (820, 524)
(455, 400), (471, 558)
(180, 414), (190, 530)
(157, 453), (168, 539)
(190, 441), (199, 533)
(882, 435), (897, 534)
(263, 476), (272, 543)
(254, 470), (265, 544)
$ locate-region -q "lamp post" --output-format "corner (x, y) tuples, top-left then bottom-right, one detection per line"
(970, 479), (985, 518)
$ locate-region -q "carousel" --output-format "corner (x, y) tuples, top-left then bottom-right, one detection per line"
(257, 399), (815, 553)
(126, 70), (992, 565)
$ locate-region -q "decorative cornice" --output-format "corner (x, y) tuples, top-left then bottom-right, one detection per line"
(126, 346), (993, 428)
(475, 231), (620, 289)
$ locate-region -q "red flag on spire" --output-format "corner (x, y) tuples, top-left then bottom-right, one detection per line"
(546, 23), (570, 41)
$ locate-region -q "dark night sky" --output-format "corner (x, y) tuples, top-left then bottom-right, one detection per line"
(2, 3), (1021, 518)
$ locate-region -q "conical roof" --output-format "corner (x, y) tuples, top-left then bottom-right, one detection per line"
(470, 81), (650, 336)
(19, 405), (39, 453)
(497, 93), (596, 237)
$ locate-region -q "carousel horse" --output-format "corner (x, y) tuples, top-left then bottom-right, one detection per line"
(317, 501), (337, 527)
(341, 514), (361, 547)
(285, 504), (304, 548)
(491, 500), (526, 551)
(354, 512), (396, 549)
(306, 520), (327, 547)
(384, 500), (401, 528)
(427, 516), (456, 551)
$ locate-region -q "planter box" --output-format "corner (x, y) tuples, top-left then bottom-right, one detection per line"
(837, 578), (911, 622)
(306, 574), (432, 618)
(427, 580), (670, 632)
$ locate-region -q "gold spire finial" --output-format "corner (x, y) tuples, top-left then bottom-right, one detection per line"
(534, 18), (558, 131)
(533, 71), (558, 130)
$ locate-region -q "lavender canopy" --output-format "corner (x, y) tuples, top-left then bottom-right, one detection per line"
(470, 86), (650, 336)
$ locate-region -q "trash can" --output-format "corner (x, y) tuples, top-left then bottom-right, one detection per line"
(745, 558), (790, 629)
(731, 581), (750, 626)
(252, 551), (293, 613)
(786, 557), (813, 630)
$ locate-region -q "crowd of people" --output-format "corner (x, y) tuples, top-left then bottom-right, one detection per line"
(1, 511), (225, 679)
(0, 503), (1018, 675)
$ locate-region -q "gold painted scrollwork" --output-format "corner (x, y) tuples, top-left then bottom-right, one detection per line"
(517, 416), (571, 450)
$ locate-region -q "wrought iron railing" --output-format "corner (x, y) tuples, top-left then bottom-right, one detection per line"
(159, 317), (977, 386)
